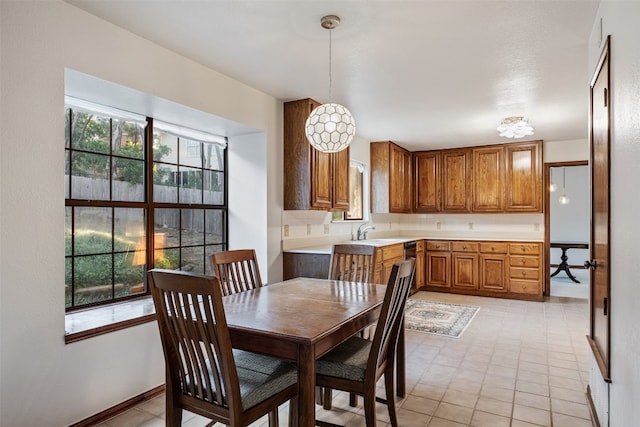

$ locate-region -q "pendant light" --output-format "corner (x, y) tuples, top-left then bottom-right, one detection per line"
(549, 168), (557, 192)
(304, 15), (356, 153)
(559, 167), (570, 205)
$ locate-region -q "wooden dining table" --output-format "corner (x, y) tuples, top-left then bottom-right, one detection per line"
(222, 277), (387, 427)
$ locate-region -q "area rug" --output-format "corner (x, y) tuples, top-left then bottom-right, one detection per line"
(404, 299), (480, 338)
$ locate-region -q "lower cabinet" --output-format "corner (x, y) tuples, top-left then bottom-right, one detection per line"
(374, 243), (405, 285)
(424, 240), (543, 301)
(415, 240), (426, 290)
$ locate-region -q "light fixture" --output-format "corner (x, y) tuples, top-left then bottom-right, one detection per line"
(497, 116), (534, 139)
(559, 167), (570, 205)
(305, 15), (356, 153)
(549, 168), (557, 192)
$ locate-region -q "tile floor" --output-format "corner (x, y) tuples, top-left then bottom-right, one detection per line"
(97, 290), (592, 427)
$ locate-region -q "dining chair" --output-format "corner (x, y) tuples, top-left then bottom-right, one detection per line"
(328, 244), (377, 284)
(211, 249), (263, 296)
(315, 258), (415, 427)
(148, 269), (297, 427)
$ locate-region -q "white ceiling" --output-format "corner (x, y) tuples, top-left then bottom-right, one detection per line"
(65, 0), (599, 151)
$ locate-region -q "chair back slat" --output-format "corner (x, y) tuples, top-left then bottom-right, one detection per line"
(149, 269), (242, 414)
(329, 244), (377, 284)
(367, 258), (415, 377)
(211, 249), (263, 296)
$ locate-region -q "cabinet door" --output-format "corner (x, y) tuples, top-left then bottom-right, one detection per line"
(413, 151), (442, 212)
(452, 253), (478, 289)
(390, 144), (412, 213)
(310, 148), (333, 209)
(479, 254), (508, 292)
(427, 252), (451, 288)
(505, 141), (542, 212)
(331, 146), (350, 210)
(415, 240), (425, 289)
(473, 146), (504, 212)
(442, 149), (472, 212)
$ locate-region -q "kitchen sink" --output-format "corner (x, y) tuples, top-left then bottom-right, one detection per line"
(343, 238), (406, 245)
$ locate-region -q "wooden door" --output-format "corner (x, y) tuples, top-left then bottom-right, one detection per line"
(588, 36), (611, 382)
(479, 254), (508, 292)
(505, 141), (542, 212)
(452, 253), (478, 289)
(442, 149), (472, 212)
(427, 252), (450, 288)
(331, 147), (350, 210)
(389, 144), (412, 213)
(413, 151), (442, 212)
(310, 148), (333, 209)
(473, 146), (504, 212)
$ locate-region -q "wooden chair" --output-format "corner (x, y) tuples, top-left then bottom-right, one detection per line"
(328, 244), (377, 284)
(211, 249), (263, 296)
(148, 269), (297, 427)
(315, 258), (415, 427)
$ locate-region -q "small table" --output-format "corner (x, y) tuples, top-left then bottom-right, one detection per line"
(223, 277), (387, 427)
(550, 242), (589, 283)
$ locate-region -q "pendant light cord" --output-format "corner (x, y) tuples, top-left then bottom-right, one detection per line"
(328, 27), (333, 103)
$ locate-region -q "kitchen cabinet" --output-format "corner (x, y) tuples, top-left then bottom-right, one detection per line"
(413, 151), (442, 212)
(423, 240), (543, 301)
(414, 240), (426, 290)
(442, 148), (472, 213)
(374, 243), (405, 285)
(284, 98), (350, 211)
(426, 240), (451, 288)
(473, 145), (504, 212)
(505, 141), (542, 212)
(371, 141), (412, 213)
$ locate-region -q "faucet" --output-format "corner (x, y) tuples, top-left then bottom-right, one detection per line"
(357, 223), (376, 240)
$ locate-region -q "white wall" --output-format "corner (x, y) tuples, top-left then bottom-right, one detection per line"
(0, 1), (282, 425)
(587, 2), (640, 426)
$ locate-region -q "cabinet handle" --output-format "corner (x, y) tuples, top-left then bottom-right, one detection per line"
(521, 259), (526, 264)
(522, 285), (526, 290)
(491, 246), (495, 251)
(436, 244), (440, 248)
(463, 245), (467, 249)
(522, 271), (526, 276)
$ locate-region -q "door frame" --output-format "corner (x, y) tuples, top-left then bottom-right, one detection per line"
(543, 161), (589, 297)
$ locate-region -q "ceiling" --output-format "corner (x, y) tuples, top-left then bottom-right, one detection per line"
(65, 0), (600, 151)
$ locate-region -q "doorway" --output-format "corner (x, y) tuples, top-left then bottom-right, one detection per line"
(544, 161), (589, 298)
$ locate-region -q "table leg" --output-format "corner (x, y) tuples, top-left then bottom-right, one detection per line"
(296, 344), (315, 427)
(550, 247), (581, 283)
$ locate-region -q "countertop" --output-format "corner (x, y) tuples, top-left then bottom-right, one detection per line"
(284, 233), (544, 254)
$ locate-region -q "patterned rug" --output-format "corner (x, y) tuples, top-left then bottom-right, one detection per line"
(405, 299), (480, 338)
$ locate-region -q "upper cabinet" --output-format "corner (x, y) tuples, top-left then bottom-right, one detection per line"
(371, 141), (412, 213)
(442, 148), (472, 213)
(284, 98), (350, 211)
(413, 151), (442, 213)
(473, 145), (505, 212)
(505, 141), (542, 212)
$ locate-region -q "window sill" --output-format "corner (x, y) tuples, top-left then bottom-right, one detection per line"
(65, 297), (156, 344)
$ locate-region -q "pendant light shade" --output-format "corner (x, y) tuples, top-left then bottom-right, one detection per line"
(497, 116), (534, 139)
(305, 15), (356, 153)
(559, 167), (570, 205)
(549, 168), (557, 192)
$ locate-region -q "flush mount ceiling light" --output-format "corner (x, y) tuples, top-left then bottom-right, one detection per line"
(497, 116), (534, 139)
(305, 15), (356, 153)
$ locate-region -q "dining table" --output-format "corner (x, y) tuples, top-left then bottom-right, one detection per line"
(222, 277), (388, 427)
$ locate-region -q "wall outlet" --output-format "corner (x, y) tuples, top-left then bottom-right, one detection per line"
(436, 221), (441, 230)
(324, 224), (330, 234)
(306, 224), (311, 235)
(468, 222), (474, 230)
(534, 223), (540, 232)
(283, 224), (289, 237)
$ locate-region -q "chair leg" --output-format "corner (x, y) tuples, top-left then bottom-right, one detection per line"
(165, 395), (182, 427)
(315, 386), (324, 405)
(268, 408), (279, 427)
(322, 387), (333, 410)
(363, 387), (377, 427)
(288, 397), (298, 427)
(349, 392), (358, 407)
(384, 372), (398, 427)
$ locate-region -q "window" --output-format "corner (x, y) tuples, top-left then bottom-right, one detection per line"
(332, 160), (367, 221)
(65, 100), (227, 310)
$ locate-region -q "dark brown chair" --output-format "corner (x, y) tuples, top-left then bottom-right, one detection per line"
(211, 249), (263, 296)
(148, 269), (297, 427)
(328, 244), (377, 284)
(315, 258), (415, 427)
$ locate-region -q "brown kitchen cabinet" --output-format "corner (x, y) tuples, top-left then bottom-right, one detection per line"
(374, 243), (405, 285)
(422, 240), (543, 301)
(414, 240), (426, 290)
(371, 141), (412, 213)
(413, 151), (442, 212)
(505, 141), (542, 212)
(442, 148), (472, 213)
(473, 145), (505, 212)
(284, 98), (350, 211)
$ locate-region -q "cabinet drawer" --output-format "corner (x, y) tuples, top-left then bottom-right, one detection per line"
(451, 241), (479, 253)
(510, 279), (541, 295)
(382, 244), (404, 260)
(479, 242), (508, 254)
(510, 267), (540, 280)
(510, 256), (540, 268)
(426, 241), (450, 251)
(509, 243), (541, 255)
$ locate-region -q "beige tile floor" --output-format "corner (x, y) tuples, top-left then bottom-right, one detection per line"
(97, 291), (591, 427)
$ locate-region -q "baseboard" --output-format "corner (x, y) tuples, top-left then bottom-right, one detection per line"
(68, 384), (165, 427)
(586, 384), (601, 427)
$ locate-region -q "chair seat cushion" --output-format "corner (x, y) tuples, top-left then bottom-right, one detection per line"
(316, 336), (372, 382)
(186, 350), (296, 411)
